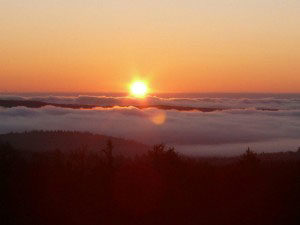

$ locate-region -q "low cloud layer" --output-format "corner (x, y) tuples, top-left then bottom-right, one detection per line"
(0, 104), (299, 155)
(1, 94), (300, 110)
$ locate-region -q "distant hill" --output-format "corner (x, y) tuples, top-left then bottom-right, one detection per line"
(0, 130), (149, 156)
(0, 99), (279, 112)
(0, 99), (224, 111)
(1, 130), (298, 160)
(0, 99), (94, 109)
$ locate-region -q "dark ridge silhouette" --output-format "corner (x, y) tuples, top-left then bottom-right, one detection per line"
(0, 99), (95, 109)
(0, 131), (149, 157)
(0, 99), (279, 112)
(1, 138), (300, 225)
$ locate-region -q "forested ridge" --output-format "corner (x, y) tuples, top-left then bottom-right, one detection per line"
(1, 133), (300, 225)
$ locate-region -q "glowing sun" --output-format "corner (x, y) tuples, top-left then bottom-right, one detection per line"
(130, 81), (148, 98)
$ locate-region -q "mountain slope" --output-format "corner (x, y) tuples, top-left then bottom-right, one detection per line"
(0, 130), (149, 156)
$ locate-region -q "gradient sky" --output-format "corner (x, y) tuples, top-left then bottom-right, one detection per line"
(1, 0), (300, 93)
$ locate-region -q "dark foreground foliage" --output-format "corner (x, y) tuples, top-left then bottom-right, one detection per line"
(1, 142), (300, 225)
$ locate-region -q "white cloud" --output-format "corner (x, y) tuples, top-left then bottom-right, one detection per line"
(0, 105), (299, 155)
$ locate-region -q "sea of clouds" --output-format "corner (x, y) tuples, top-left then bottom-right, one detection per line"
(0, 94), (300, 155)
(1, 94), (300, 110)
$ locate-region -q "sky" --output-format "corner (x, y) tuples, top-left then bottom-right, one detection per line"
(1, 0), (300, 93)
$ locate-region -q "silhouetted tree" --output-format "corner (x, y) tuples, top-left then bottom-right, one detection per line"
(240, 147), (260, 167)
(147, 144), (180, 173)
(102, 139), (114, 170)
(148, 144), (178, 160)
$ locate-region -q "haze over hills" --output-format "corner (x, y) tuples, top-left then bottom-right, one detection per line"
(0, 131), (149, 156)
(1, 130), (299, 162)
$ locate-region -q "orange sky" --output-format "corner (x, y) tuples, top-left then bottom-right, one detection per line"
(1, 0), (300, 93)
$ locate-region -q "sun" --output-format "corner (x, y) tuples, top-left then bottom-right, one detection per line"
(130, 81), (148, 98)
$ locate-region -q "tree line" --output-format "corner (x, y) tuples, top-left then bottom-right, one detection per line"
(1, 141), (300, 225)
